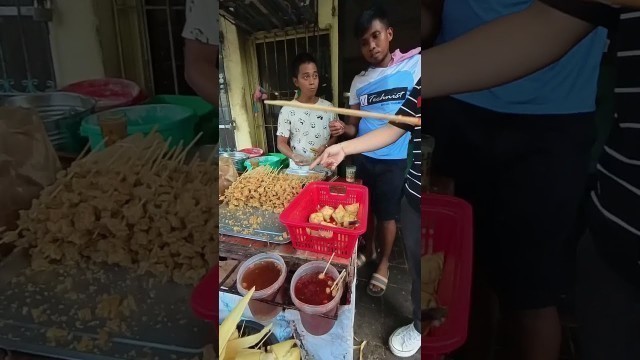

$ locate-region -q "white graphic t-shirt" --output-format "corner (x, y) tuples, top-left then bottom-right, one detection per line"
(182, 0), (219, 46)
(276, 98), (336, 167)
(349, 54), (421, 160)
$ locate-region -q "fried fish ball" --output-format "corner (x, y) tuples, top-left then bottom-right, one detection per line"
(345, 203), (359, 216)
(309, 212), (324, 224)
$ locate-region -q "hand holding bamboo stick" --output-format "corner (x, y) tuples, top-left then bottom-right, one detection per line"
(264, 100), (421, 126)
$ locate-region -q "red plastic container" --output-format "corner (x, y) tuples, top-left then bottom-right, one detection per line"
(61, 78), (144, 112)
(421, 194), (473, 359)
(279, 182), (368, 259)
(239, 147), (264, 158)
(191, 267), (218, 329)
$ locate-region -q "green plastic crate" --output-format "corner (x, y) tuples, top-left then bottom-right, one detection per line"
(147, 95), (218, 145)
(80, 104), (197, 150)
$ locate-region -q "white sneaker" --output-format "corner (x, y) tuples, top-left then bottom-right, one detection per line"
(388, 323), (421, 357)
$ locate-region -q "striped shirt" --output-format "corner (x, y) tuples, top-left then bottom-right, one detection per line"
(589, 8), (640, 287)
(392, 80), (421, 212)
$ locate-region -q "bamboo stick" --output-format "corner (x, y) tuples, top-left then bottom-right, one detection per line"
(264, 100), (421, 126)
(176, 132), (203, 165)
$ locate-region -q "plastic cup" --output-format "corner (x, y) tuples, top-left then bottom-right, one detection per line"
(236, 254), (287, 323)
(345, 165), (356, 183)
(290, 261), (344, 336)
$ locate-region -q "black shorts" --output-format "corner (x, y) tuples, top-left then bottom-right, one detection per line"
(353, 154), (407, 222)
(425, 96), (595, 310)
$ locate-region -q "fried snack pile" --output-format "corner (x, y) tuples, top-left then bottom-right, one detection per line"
(421, 252), (446, 335)
(421, 252), (444, 309)
(308, 203), (360, 228)
(1, 132), (217, 285)
(221, 166), (318, 213)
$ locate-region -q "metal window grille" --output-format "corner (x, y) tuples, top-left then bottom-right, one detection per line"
(139, 0), (193, 96)
(0, 0), (55, 97)
(218, 55), (236, 151)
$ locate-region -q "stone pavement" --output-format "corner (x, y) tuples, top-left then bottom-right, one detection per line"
(353, 231), (420, 360)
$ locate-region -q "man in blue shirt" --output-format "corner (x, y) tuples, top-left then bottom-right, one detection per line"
(422, 1), (617, 359)
(331, 7), (420, 299)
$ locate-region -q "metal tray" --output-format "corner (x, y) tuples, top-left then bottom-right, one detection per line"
(219, 204), (290, 244)
(284, 168), (330, 178)
(0, 248), (212, 360)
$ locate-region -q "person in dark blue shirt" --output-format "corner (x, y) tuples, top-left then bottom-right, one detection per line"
(422, 1), (618, 359)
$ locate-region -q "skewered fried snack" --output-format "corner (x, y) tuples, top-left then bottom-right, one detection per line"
(307, 202), (360, 229)
(221, 166), (317, 213)
(1, 132), (217, 285)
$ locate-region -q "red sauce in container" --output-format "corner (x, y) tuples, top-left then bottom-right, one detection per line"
(294, 272), (336, 305)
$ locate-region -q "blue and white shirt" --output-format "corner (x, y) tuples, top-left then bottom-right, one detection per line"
(349, 54), (421, 160)
(438, 0), (611, 115)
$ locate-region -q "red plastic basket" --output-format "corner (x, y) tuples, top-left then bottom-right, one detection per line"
(279, 182), (369, 259)
(191, 267), (218, 329)
(421, 194), (473, 359)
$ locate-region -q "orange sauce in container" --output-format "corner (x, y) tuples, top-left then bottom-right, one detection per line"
(241, 261), (282, 291)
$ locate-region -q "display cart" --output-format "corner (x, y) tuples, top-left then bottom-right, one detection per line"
(218, 178), (362, 360)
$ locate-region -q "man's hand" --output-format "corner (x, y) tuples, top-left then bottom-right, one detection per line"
(329, 119), (346, 137)
(309, 144), (346, 170)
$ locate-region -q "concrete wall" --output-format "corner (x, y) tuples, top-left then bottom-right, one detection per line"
(220, 17), (259, 149)
(49, 0), (105, 87)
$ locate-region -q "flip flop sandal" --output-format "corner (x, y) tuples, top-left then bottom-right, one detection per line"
(356, 253), (368, 268)
(367, 270), (389, 297)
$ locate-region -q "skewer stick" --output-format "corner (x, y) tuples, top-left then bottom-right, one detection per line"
(49, 174), (73, 199)
(148, 137), (172, 172)
(188, 154), (200, 171)
(264, 100), (421, 126)
(106, 146), (127, 167)
(330, 269), (347, 292)
(79, 136), (110, 164)
(162, 148), (185, 179)
(170, 140), (184, 162)
(205, 146), (217, 165)
(118, 152), (140, 182)
(76, 141), (92, 161)
(142, 141), (159, 164)
(255, 329), (273, 350)
(163, 145), (180, 165)
(319, 252), (335, 279)
(176, 132), (203, 165)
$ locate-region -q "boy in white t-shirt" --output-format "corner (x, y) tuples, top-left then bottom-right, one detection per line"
(276, 53), (339, 169)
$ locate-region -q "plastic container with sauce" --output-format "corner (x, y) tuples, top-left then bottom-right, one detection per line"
(290, 261), (343, 336)
(236, 254), (287, 323)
